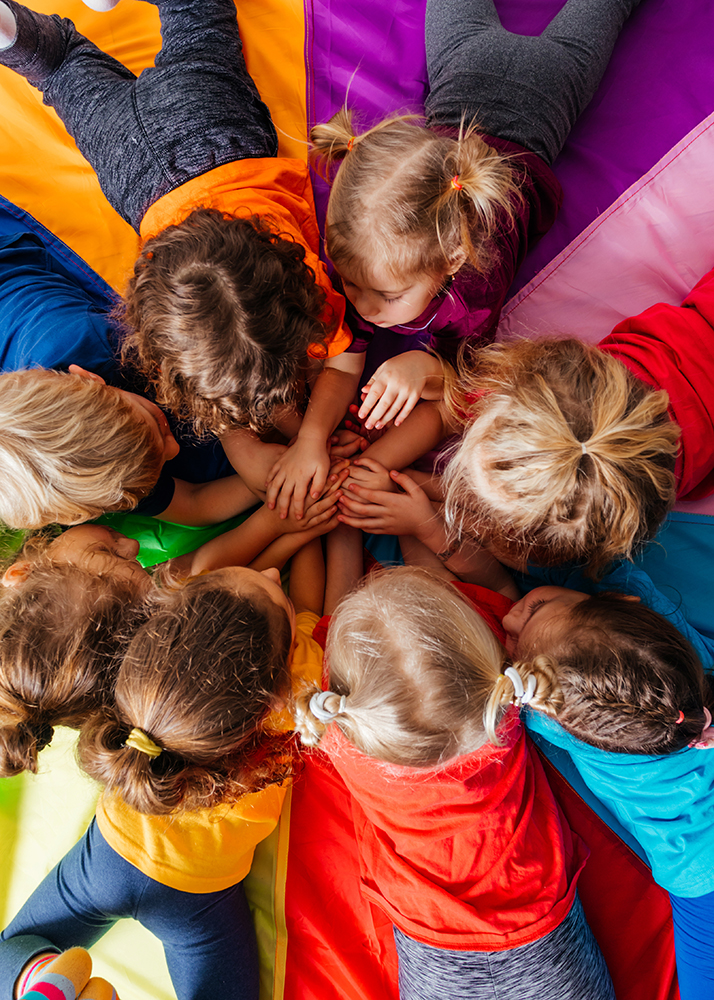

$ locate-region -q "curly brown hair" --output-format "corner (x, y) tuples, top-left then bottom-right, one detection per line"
(78, 573), (295, 814)
(122, 209), (333, 435)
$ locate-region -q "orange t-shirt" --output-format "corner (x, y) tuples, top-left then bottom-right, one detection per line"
(140, 158), (352, 360)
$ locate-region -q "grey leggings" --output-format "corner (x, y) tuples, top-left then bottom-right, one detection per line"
(425, 0), (642, 164)
(393, 894), (615, 1000)
(0, 0), (277, 230)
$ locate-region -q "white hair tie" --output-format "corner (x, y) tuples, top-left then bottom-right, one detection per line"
(309, 690), (347, 723)
(580, 441), (589, 456)
(504, 667), (537, 707)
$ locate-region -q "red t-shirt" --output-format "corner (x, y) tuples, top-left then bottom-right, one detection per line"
(599, 265), (714, 501)
(315, 583), (588, 951)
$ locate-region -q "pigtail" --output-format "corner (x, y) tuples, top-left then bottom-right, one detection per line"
(0, 714), (54, 778)
(435, 127), (521, 273)
(309, 107), (359, 173)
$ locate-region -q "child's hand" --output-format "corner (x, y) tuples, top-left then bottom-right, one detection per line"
(358, 352), (445, 430)
(344, 457), (396, 494)
(329, 428), (369, 459)
(265, 436), (331, 520)
(270, 489), (342, 534)
(338, 469), (438, 536)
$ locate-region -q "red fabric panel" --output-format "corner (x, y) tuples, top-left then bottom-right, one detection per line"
(284, 751), (399, 1000)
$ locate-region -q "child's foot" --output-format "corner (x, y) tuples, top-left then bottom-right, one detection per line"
(81, 0), (120, 11)
(17, 947), (92, 1000)
(79, 978), (120, 1000)
(0, 2), (17, 50)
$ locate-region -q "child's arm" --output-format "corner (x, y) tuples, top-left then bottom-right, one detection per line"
(156, 474), (257, 526)
(288, 537), (326, 617)
(169, 491), (340, 579)
(265, 352), (366, 520)
(324, 522), (364, 614)
(339, 468), (519, 599)
(357, 352), (450, 430)
(220, 428), (287, 500)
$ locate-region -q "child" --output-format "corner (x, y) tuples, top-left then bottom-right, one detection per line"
(0, 483), (340, 777)
(265, 0), (643, 517)
(0, 527), (150, 778)
(0, 0), (352, 493)
(0, 524), (331, 1000)
(444, 271), (714, 572)
(0, 195), (260, 529)
(501, 559), (714, 1000)
(295, 565), (614, 1000)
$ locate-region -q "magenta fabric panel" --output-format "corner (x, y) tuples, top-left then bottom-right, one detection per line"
(306, 0), (714, 292)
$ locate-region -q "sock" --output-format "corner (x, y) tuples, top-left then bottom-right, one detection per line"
(18, 947), (92, 1000)
(78, 979), (119, 1000)
(80, 0), (121, 10)
(0, 2), (17, 50)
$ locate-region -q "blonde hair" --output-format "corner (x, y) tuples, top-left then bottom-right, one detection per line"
(311, 109), (520, 284)
(444, 338), (679, 576)
(0, 370), (164, 528)
(294, 568), (560, 766)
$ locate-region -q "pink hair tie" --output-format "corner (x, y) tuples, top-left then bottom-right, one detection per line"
(450, 174), (463, 191)
(675, 710), (685, 724)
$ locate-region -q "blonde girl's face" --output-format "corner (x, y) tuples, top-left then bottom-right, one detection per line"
(337, 262), (447, 327)
(501, 586), (589, 657)
(47, 525), (153, 593)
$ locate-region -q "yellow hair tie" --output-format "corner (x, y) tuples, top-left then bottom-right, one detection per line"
(346, 136), (355, 151)
(125, 727), (162, 759)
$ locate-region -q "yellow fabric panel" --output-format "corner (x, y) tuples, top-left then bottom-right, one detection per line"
(0, 0), (307, 291)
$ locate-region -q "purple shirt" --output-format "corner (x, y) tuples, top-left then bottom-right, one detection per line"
(343, 135), (563, 371)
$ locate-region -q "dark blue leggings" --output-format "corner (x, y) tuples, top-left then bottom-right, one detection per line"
(0, 819), (259, 1000)
(0, 0), (277, 230)
(670, 890), (714, 1000)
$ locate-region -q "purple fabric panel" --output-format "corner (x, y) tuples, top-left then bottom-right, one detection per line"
(306, 0), (714, 294)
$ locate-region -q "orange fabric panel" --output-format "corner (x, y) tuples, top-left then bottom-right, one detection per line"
(0, 0), (306, 291)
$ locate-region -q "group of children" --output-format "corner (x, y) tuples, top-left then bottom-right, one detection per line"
(0, 0), (713, 998)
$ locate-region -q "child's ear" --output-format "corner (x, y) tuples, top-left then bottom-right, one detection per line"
(2, 560), (32, 587)
(68, 364), (106, 385)
(446, 250), (467, 275)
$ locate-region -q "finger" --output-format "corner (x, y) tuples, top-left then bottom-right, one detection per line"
(390, 469), (419, 494)
(288, 479), (310, 521)
(338, 494), (382, 516)
(390, 392), (420, 428)
(337, 512), (389, 531)
(265, 470), (286, 510)
(361, 385), (398, 429)
(358, 381), (389, 424)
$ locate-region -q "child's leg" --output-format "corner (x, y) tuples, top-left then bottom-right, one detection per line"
(424, 0), (641, 164)
(393, 894), (615, 1000)
(0, 818), (259, 1000)
(0, 0), (276, 231)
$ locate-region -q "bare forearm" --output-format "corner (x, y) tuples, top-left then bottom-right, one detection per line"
(289, 538), (326, 616)
(299, 365), (362, 446)
(157, 475), (258, 527)
(325, 523), (364, 614)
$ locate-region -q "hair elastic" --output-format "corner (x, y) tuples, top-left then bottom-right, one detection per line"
(125, 727), (162, 758)
(675, 710), (685, 724)
(503, 667), (537, 707)
(346, 136), (355, 151)
(310, 690), (347, 724)
(450, 174), (463, 191)
(580, 441), (588, 456)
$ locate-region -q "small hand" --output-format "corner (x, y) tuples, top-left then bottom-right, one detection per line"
(329, 428), (369, 459)
(265, 437), (331, 520)
(357, 352), (444, 429)
(338, 469), (438, 536)
(344, 456), (395, 495)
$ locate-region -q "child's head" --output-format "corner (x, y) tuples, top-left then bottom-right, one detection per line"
(503, 586), (711, 754)
(310, 111), (519, 327)
(444, 338), (679, 576)
(0, 527), (150, 776)
(295, 567), (553, 766)
(123, 208), (333, 435)
(0, 368), (177, 528)
(78, 566), (296, 814)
